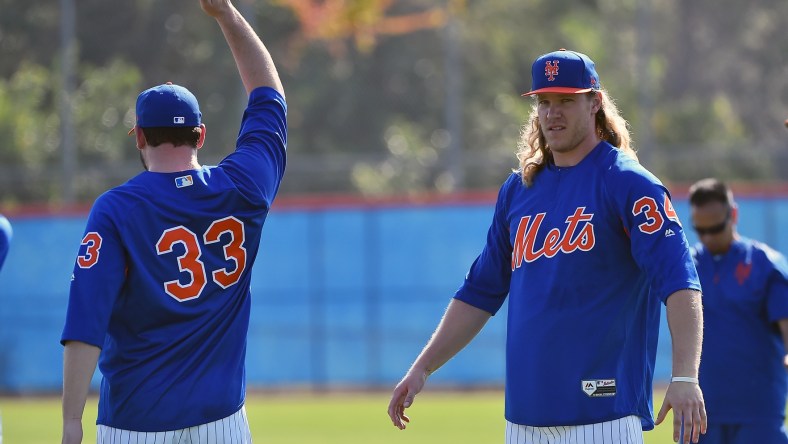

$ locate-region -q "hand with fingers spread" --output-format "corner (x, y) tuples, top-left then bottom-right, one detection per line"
(655, 380), (707, 443)
(387, 368), (428, 430)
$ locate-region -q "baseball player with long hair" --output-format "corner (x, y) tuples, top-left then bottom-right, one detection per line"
(388, 49), (707, 444)
(60, 0), (285, 442)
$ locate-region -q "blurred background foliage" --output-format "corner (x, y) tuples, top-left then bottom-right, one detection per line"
(0, 0), (786, 206)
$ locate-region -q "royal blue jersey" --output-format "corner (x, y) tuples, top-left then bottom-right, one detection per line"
(454, 142), (700, 430)
(694, 238), (788, 424)
(61, 87), (286, 431)
(0, 214), (11, 270)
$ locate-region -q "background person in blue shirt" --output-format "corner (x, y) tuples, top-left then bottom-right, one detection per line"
(690, 177), (788, 444)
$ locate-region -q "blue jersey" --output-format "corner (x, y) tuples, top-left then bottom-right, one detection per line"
(694, 238), (788, 424)
(61, 87), (286, 431)
(0, 214), (11, 270)
(454, 142), (700, 430)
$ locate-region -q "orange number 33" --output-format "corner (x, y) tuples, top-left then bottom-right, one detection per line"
(156, 216), (247, 302)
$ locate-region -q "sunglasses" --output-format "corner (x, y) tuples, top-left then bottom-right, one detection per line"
(693, 213), (730, 236)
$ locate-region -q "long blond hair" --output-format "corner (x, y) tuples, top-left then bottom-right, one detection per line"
(515, 90), (636, 187)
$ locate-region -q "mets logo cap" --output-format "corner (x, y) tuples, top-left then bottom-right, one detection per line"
(129, 82), (202, 134)
(522, 49), (600, 96)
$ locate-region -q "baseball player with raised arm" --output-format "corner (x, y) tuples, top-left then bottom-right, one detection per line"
(689, 178), (788, 444)
(60, 0), (285, 442)
(388, 49), (707, 444)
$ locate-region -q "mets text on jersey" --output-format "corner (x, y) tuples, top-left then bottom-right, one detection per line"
(511, 207), (595, 269)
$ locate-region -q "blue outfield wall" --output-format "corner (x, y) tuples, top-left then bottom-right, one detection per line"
(0, 195), (787, 393)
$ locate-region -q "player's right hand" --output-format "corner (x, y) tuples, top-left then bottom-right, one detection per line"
(199, 0), (235, 18)
(387, 369), (428, 430)
(61, 418), (83, 444)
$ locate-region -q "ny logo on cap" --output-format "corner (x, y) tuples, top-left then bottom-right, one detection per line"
(545, 60), (559, 81)
(174, 117), (185, 124)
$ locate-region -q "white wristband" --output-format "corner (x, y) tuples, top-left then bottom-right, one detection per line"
(671, 376), (699, 384)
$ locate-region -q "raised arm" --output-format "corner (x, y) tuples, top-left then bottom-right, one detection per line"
(200, 0), (284, 97)
(387, 299), (491, 430)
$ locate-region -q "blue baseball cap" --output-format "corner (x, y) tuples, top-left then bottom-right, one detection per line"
(522, 49), (600, 96)
(129, 82), (201, 133)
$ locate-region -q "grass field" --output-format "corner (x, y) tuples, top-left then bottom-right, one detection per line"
(0, 390), (679, 443)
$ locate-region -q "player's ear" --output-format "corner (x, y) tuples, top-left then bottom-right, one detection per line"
(196, 124), (206, 149)
(591, 91), (603, 114)
(134, 127), (147, 150)
(730, 204), (739, 225)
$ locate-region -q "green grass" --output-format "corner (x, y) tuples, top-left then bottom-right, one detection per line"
(1, 390), (679, 443)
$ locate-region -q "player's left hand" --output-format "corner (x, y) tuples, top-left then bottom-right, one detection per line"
(655, 381), (707, 444)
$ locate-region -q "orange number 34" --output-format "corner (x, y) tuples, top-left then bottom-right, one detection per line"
(632, 193), (681, 235)
(156, 216), (247, 302)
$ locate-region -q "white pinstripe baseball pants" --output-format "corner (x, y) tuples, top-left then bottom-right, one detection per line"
(96, 406), (252, 444)
(506, 415), (644, 444)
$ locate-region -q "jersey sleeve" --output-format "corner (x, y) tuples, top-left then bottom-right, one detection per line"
(453, 177), (515, 315)
(764, 248), (788, 323)
(607, 162), (700, 304)
(0, 214), (12, 270)
(61, 194), (128, 348)
(219, 86), (287, 206)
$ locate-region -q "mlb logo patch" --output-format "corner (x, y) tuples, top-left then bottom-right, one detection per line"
(173, 116), (185, 124)
(175, 175), (193, 188)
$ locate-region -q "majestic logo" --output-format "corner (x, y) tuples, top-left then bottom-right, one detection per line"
(545, 60), (560, 81)
(511, 207), (595, 270)
(582, 379), (617, 397)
